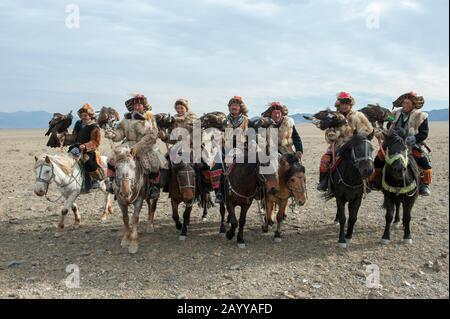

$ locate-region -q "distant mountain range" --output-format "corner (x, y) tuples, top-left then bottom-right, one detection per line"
(0, 109), (448, 128)
(292, 108), (449, 124)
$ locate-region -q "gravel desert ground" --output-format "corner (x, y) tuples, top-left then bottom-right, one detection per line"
(0, 122), (448, 299)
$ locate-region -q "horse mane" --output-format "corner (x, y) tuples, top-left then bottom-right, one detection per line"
(35, 153), (76, 175)
(337, 134), (367, 157)
(114, 146), (132, 163)
(282, 153), (305, 181)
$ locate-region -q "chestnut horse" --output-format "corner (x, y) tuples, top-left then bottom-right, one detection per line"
(262, 153), (307, 242)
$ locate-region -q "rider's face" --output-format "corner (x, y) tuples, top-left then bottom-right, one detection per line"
(133, 103), (145, 113)
(401, 99), (414, 113)
(175, 105), (187, 116)
(80, 113), (91, 123)
(229, 103), (241, 117)
(338, 103), (351, 114)
(271, 110), (283, 123)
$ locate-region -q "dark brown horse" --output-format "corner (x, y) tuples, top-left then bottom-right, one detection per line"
(262, 153), (307, 242)
(222, 158), (259, 249)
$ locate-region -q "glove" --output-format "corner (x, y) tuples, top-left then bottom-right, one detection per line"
(295, 151), (303, 160)
(405, 135), (416, 146)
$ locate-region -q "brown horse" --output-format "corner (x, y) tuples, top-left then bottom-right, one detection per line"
(113, 146), (158, 254)
(262, 153), (307, 242)
(223, 158), (259, 249)
(168, 157), (197, 240)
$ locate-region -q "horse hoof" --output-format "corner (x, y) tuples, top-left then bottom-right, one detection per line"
(202, 217), (208, 222)
(146, 226), (155, 234)
(380, 239), (390, 245)
(219, 232), (226, 238)
(345, 239), (351, 245)
(335, 222), (340, 227)
(393, 223), (401, 230)
(404, 239), (413, 245)
(54, 231), (64, 238)
(274, 237), (282, 243)
(120, 239), (130, 248)
(128, 244), (139, 254)
(179, 235), (187, 241)
(338, 243), (347, 249)
(237, 243), (246, 249)
(261, 226), (269, 233)
(73, 224), (81, 230)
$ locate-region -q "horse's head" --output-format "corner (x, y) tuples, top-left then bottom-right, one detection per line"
(200, 112), (227, 129)
(34, 155), (54, 197)
(114, 146), (137, 201)
(280, 153), (307, 206)
(339, 134), (374, 178)
(384, 127), (409, 181)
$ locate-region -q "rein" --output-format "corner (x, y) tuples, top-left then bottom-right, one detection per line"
(35, 158), (81, 203)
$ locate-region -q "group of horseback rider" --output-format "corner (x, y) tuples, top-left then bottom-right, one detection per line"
(61, 90), (432, 199)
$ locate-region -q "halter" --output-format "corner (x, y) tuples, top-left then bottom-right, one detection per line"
(351, 139), (374, 163)
(35, 162), (55, 195)
(114, 157), (141, 204)
(382, 149), (417, 196)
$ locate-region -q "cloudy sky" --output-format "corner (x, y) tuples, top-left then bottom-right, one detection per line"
(0, 0), (448, 116)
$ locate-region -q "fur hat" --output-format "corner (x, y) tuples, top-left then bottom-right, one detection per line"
(77, 103), (95, 118)
(261, 101), (289, 118)
(392, 92), (425, 110)
(228, 96), (248, 117)
(335, 92), (356, 108)
(174, 99), (189, 111)
(125, 93), (151, 112)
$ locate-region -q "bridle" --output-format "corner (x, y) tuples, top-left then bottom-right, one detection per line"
(35, 162), (55, 196)
(382, 147), (417, 197)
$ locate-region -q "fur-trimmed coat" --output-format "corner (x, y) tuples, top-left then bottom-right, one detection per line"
(325, 110), (373, 146)
(270, 116), (295, 154)
(392, 108), (429, 138)
(106, 111), (168, 169)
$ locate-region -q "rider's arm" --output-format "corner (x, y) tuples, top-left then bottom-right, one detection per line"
(81, 127), (101, 152)
(415, 119), (429, 144)
(292, 126), (303, 153)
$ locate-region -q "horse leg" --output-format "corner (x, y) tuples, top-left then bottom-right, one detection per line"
(219, 202), (227, 236)
(128, 198), (144, 254)
(262, 199), (273, 233)
(55, 194), (76, 237)
(72, 203), (81, 229)
(119, 201), (131, 249)
(201, 193), (208, 222)
(226, 201), (238, 241)
(336, 200), (347, 248)
(171, 198), (182, 230)
(402, 198), (415, 245)
(274, 200), (288, 243)
(101, 193), (114, 222)
(179, 201), (193, 240)
(334, 212), (339, 226)
(146, 198), (158, 234)
(393, 201), (402, 229)
(381, 196), (395, 245)
(345, 198), (362, 243)
(236, 204), (250, 249)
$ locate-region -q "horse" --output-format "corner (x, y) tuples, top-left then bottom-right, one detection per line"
(222, 153), (260, 249)
(113, 146), (158, 254)
(261, 153), (307, 242)
(380, 127), (419, 245)
(33, 153), (113, 237)
(324, 133), (375, 248)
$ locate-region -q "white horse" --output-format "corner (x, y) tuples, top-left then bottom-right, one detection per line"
(33, 153), (114, 237)
(113, 146), (158, 254)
